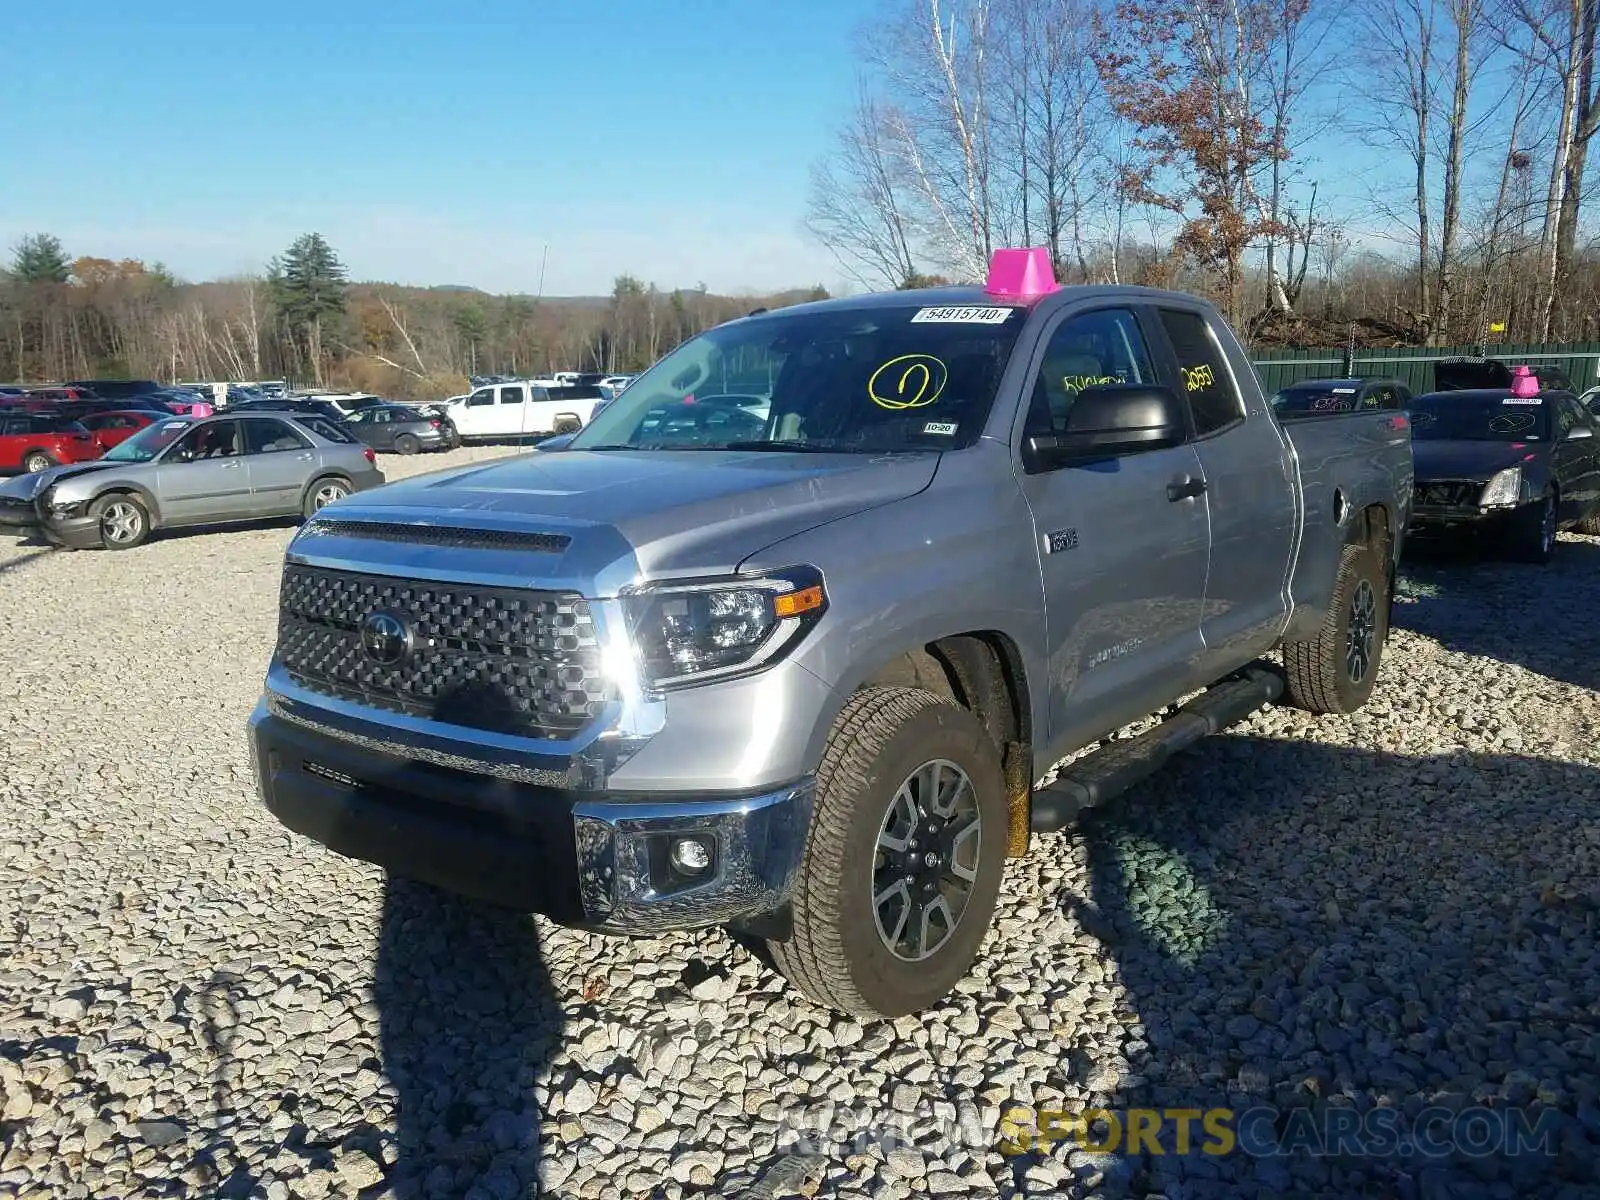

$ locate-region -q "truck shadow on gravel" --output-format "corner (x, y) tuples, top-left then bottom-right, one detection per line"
(1395, 537), (1600, 692)
(194, 881), (562, 1199)
(1062, 736), (1598, 1198)
(373, 877), (563, 1199)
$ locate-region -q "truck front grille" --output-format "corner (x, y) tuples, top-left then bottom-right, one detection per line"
(1413, 480), (1483, 508)
(276, 564), (610, 740)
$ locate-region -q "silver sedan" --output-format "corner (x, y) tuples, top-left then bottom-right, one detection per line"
(0, 412), (386, 550)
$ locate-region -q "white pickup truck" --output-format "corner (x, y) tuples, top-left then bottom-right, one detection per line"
(445, 380), (608, 441)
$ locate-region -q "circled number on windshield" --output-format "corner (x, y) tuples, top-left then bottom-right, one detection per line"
(869, 354), (949, 410)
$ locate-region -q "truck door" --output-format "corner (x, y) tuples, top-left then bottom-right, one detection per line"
(1152, 305), (1298, 673)
(456, 388), (498, 438)
(1015, 305), (1212, 752)
(495, 384), (529, 438)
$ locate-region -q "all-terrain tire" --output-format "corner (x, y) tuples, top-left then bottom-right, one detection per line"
(767, 686), (1008, 1019)
(1507, 490), (1557, 564)
(1281, 541), (1390, 714)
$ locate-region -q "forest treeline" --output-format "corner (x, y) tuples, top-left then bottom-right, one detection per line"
(0, 232), (830, 400)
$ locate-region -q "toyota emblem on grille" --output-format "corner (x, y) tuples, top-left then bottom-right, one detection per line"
(360, 610), (411, 666)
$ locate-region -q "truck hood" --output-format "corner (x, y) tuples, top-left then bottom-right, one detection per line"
(316, 448), (941, 590)
(1412, 439), (1543, 481)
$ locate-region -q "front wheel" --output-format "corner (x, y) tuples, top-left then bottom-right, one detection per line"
(302, 477), (350, 519)
(768, 686), (1007, 1019)
(1508, 491), (1557, 563)
(23, 451), (56, 474)
(93, 494), (150, 550)
(1281, 541), (1390, 714)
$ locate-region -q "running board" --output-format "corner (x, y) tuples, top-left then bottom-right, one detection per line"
(1029, 665), (1284, 833)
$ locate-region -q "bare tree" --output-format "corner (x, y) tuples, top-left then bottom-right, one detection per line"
(864, 0), (999, 278)
(805, 88), (922, 288)
(1353, 0), (1439, 334)
(1499, 0), (1600, 337)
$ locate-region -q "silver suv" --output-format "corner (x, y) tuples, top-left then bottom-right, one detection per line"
(14, 412), (385, 550)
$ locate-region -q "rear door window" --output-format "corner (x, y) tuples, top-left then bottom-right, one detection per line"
(244, 418), (312, 454)
(298, 416), (357, 444)
(1156, 308), (1244, 436)
(500, 386), (524, 404)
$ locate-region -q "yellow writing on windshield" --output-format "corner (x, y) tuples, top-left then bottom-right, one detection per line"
(1183, 364), (1216, 392)
(869, 354), (949, 410)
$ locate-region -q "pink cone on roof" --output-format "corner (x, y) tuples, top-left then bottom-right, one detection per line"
(1509, 366), (1539, 397)
(985, 247), (1060, 297)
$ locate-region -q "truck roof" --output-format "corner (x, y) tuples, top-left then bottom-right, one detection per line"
(734, 281), (1220, 325)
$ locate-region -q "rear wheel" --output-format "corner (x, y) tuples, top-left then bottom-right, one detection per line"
(22, 451), (55, 473)
(302, 477), (350, 519)
(1508, 491), (1557, 563)
(93, 494), (149, 550)
(393, 433), (420, 455)
(767, 686), (1007, 1018)
(1281, 541), (1390, 714)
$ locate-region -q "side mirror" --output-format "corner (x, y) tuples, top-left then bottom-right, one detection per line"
(1024, 383), (1188, 468)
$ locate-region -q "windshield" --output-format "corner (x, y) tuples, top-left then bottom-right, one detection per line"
(566, 302), (1028, 453)
(1409, 393), (1550, 441)
(102, 416), (192, 461)
(1272, 383), (1369, 414)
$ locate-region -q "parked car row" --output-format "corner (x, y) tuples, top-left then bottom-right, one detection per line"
(0, 411), (385, 549)
(1, 381), (464, 475)
(1271, 357), (1600, 563)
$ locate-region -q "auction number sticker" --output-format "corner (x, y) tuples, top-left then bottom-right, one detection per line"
(910, 306), (1015, 324)
(922, 421), (958, 435)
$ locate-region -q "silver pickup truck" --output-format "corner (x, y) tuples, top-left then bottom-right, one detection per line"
(248, 253), (1413, 1017)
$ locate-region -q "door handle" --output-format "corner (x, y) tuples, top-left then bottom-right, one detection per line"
(221, 459), (241, 469)
(1167, 474), (1207, 502)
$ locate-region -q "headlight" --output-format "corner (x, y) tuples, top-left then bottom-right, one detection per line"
(1480, 467), (1523, 506)
(44, 487), (85, 516)
(623, 566), (828, 689)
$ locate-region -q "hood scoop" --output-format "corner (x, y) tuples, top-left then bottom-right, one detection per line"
(302, 517), (572, 554)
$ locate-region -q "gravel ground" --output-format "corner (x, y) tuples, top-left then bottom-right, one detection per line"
(1, 447), (1597, 1200)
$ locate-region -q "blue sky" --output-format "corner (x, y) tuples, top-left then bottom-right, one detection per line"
(1, 0), (866, 295)
(0, 2), (1523, 297)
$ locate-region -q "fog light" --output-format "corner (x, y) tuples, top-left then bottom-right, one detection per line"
(669, 837), (712, 876)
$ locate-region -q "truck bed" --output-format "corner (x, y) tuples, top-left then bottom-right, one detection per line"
(1276, 408), (1414, 638)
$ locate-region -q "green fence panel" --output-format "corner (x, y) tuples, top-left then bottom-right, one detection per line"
(1250, 341), (1600, 394)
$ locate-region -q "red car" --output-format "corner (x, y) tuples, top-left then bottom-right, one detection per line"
(0, 412), (101, 473)
(77, 409), (161, 452)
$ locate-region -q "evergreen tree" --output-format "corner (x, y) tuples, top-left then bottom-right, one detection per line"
(10, 234), (71, 283)
(268, 233), (348, 328)
(267, 233), (348, 382)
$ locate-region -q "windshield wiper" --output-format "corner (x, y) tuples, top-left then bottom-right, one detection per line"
(721, 439), (859, 452)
